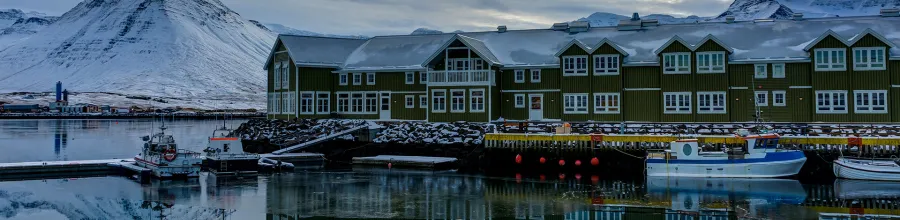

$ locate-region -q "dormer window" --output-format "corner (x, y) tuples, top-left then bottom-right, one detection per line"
(562, 56), (588, 76)
(852, 47), (886, 71)
(696, 52), (725, 73)
(593, 55), (619, 75)
(814, 48), (846, 71)
(663, 53), (690, 74)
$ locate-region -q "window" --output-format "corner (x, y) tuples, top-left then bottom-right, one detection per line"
(267, 93), (272, 113)
(772, 91), (786, 107)
(772, 63), (785, 78)
(316, 92), (330, 114)
(337, 93), (349, 112)
(530, 69), (541, 83)
(405, 72), (414, 84)
(593, 55), (619, 75)
(272, 93), (280, 113)
(299, 92), (314, 114)
(696, 52), (725, 73)
(352, 73), (362, 85)
(697, 92), (726, 114)
(854, 90), (887, 113)
(339, 73), (348, 85)
(853, 47), (886, 70)
(593, 93), (620, 114)
(366, 73), (375, 85)
(514, 94), (525, 108)
(514, 70), (525, 83)
(755, 91), (768, 106)
(563, 94), (589, 114)
(474, 59), (486, 70)
(754, 64), (767, 79)
(351, 93), (364, 112)
(365, 93), (377, 113)
(663, 53), (691, 74)
(281, 92), (291, 113)
(814, 48), (846, 71)
(470, 89), (485, 112)
(432, 90), (446, 112)
(281, 63), (290, 89)
(450, 89), (466, 113)
(816, 90), (848, 114)
(562, 56), (588, 76)
(420, 72), (427, 83)
(663, 92), (691, 114)
(273, 62), (282, 89)
(419, 95), (428, 109)
(405, 95), (415, 108)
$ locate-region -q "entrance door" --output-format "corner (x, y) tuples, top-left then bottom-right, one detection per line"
(528, 94), (543, 121)
(380, 93), (391, 120)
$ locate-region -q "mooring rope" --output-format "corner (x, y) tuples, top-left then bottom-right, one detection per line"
(611, 147), (645, 160)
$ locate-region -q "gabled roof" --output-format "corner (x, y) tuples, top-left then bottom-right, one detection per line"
(652, 36), (692, 55)
(847, 28), (900, 49)
(553, 39), (592, 57)
(456, 34), (501, 65)
(588, 38), (631, 56)
(802, 30), (849, 51)
(342, 34), (455, 71)
(693, 34), (734, 53)
(263, 35), (367, 70)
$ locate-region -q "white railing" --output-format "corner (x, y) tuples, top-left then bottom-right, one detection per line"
(428, 70), (493, 85)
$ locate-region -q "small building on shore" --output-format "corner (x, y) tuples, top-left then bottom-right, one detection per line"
(1, 104), (42, 113)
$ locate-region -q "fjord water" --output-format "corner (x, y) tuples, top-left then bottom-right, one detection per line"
(0, 119), (897, 219)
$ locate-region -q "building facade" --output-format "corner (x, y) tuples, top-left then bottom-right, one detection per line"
(266, 13), (900, 123)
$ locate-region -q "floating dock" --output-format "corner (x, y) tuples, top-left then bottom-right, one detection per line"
(0, 159), (153, 183)
(352, 155), (457, 170)
(261, 153), (325, 164)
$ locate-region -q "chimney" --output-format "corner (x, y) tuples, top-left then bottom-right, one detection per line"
(497, 25), (507, 33)
(792, 13), (804, 20)
(631, 13), (641, 21)
(55, 81), (62, 102)
(63, 89), (69, 102)
(725, 15), (736, 23)
(882, 8), (900, 17)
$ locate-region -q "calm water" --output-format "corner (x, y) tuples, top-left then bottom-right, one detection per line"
(1, 120), (899, 219)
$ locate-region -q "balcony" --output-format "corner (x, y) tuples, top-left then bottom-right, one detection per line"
(427, 70), (493, 86)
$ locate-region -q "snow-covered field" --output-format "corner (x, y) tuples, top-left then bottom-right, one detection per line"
(0, 92), (263, 110)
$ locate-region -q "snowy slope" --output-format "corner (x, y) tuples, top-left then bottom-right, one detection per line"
(572, 12), (708, 28)
(781, 0), (900, 17)
(0, 0), (276, 105)
(263, 22), (367, 39)
(717, 0), (796, 20)
(0, 9), (58, 48)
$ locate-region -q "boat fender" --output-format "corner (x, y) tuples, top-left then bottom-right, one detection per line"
(539, 157), (546, 164)
(574, 160), (582, 166)
(591, 157), (599, 166)
(515, 154), (522, 164)
(558, 160), (565, 166)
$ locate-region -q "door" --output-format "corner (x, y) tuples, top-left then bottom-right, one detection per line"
(380, 92), (391, 120)
(528, 94), (543, 121)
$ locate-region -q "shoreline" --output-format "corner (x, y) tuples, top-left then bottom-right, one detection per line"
(0, 113), (265, 120)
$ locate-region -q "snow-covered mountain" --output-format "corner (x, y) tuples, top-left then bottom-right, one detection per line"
(780, 0), (900, 17)
(717, 0), (796, 20)
(409, 28), (464, 35)
(0, 9), (58, 48)
(572, 12), (709, 28)
(263, 22), (367, 39)
(0, 0), (276, 103)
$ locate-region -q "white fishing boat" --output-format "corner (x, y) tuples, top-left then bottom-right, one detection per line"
(201, 125), (260, 175)
(135, 124), (203, 178)
(646, 131), (806, 178)
(832, 157), (900, 181)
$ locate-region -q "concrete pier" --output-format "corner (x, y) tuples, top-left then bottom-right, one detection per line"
(352, 155), (457, 170)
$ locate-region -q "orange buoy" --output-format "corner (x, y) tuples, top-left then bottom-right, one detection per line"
(591, 157), (600, 166)
(387, 163), (392, 169)
(558, 173), (566, 179)
(515, 154), (523, 164)
(574, 160), (582, 166)
(539, 157), (546, 164)
(575, 173), (582, 180)
(558, 160), (565, 166)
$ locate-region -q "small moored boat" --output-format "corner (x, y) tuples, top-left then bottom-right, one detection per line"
(202, 126), (260, 175)
(833, 157), (900, 181)
(135, 124), (202, 179)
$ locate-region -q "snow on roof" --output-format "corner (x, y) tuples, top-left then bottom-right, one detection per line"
(342, 34), (455, 71)
(457, 34), (501, 65)
(264, 35), (366, 69)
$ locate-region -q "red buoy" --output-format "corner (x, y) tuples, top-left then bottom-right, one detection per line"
(558, 160), (566, 166)
(558, 173), (566, 179)
(591, 175), (600, 184)
(574, 160), (582, 166)
(591, 157), (600, 166)
(515, 154), (523, 164)
(539, 157), (546, 164)
(515, 173), (522, 183)
(539, 174), (546, 181)
(387, 163), (392, 169)
(575, 173), (582, 180)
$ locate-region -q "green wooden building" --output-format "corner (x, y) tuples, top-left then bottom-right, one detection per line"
(266, 12), (900, 123)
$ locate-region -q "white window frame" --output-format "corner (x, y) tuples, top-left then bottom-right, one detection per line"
(663, 92), (691, 114)
(339, 73), (348, 86)
(662, 53), (691, 74)
(593, 93), (620, 114)
(450, 89), (466, 113)
(316, 92), (330, 114)
(364, 93), (377, 113)
(754, 64), (767, 79)
(854, 90), (888, 114)
(772, 91), (786, 107)
(420, 72), (428, 83)
(514, 70), (525, 83)
(755, 91), (768, 107)
(593, 55), (619, 75)
(470, 89), (485, 113)
(266, 93), (272, 114)
(419, 95), (428, 109)
(432, 90), (447, 113)
(853, 47), (886, 71)
(405, 72), (414, 84)
(336, 93), (350, 113)
(298, 92), (314, 115)
(514, 94), (525, 108)
(366, 73), (375, 85)
(563, 93), (589, 114)
(814, 48), (847, 71)
(772, 63), (785, 78)
(530, 69), (541, 83)
(352, 73), (362, 85)
(562, 55), (588, 76)
(272, 92), (280, 114)
(405, 95), (415, 108)
(696, 91), (726, 114)
(696, 52), (725, 74)
(281, 92), (290, 114)
(281, 63), (290, 89)
(273, 62), (282, 89)
(815, 90), (848, 114)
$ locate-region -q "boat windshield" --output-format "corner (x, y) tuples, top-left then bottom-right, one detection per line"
(755, 137), (780, 150)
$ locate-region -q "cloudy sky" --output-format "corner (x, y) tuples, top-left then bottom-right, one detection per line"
(0, 0), (733, 36)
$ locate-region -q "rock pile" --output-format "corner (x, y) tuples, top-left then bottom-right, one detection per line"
(235, 119), (366, 147)
(373, 122), (493, 145)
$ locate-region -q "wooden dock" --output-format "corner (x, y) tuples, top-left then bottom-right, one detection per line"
(352, 155), (457, 170)
(261, 153), (325, 164)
